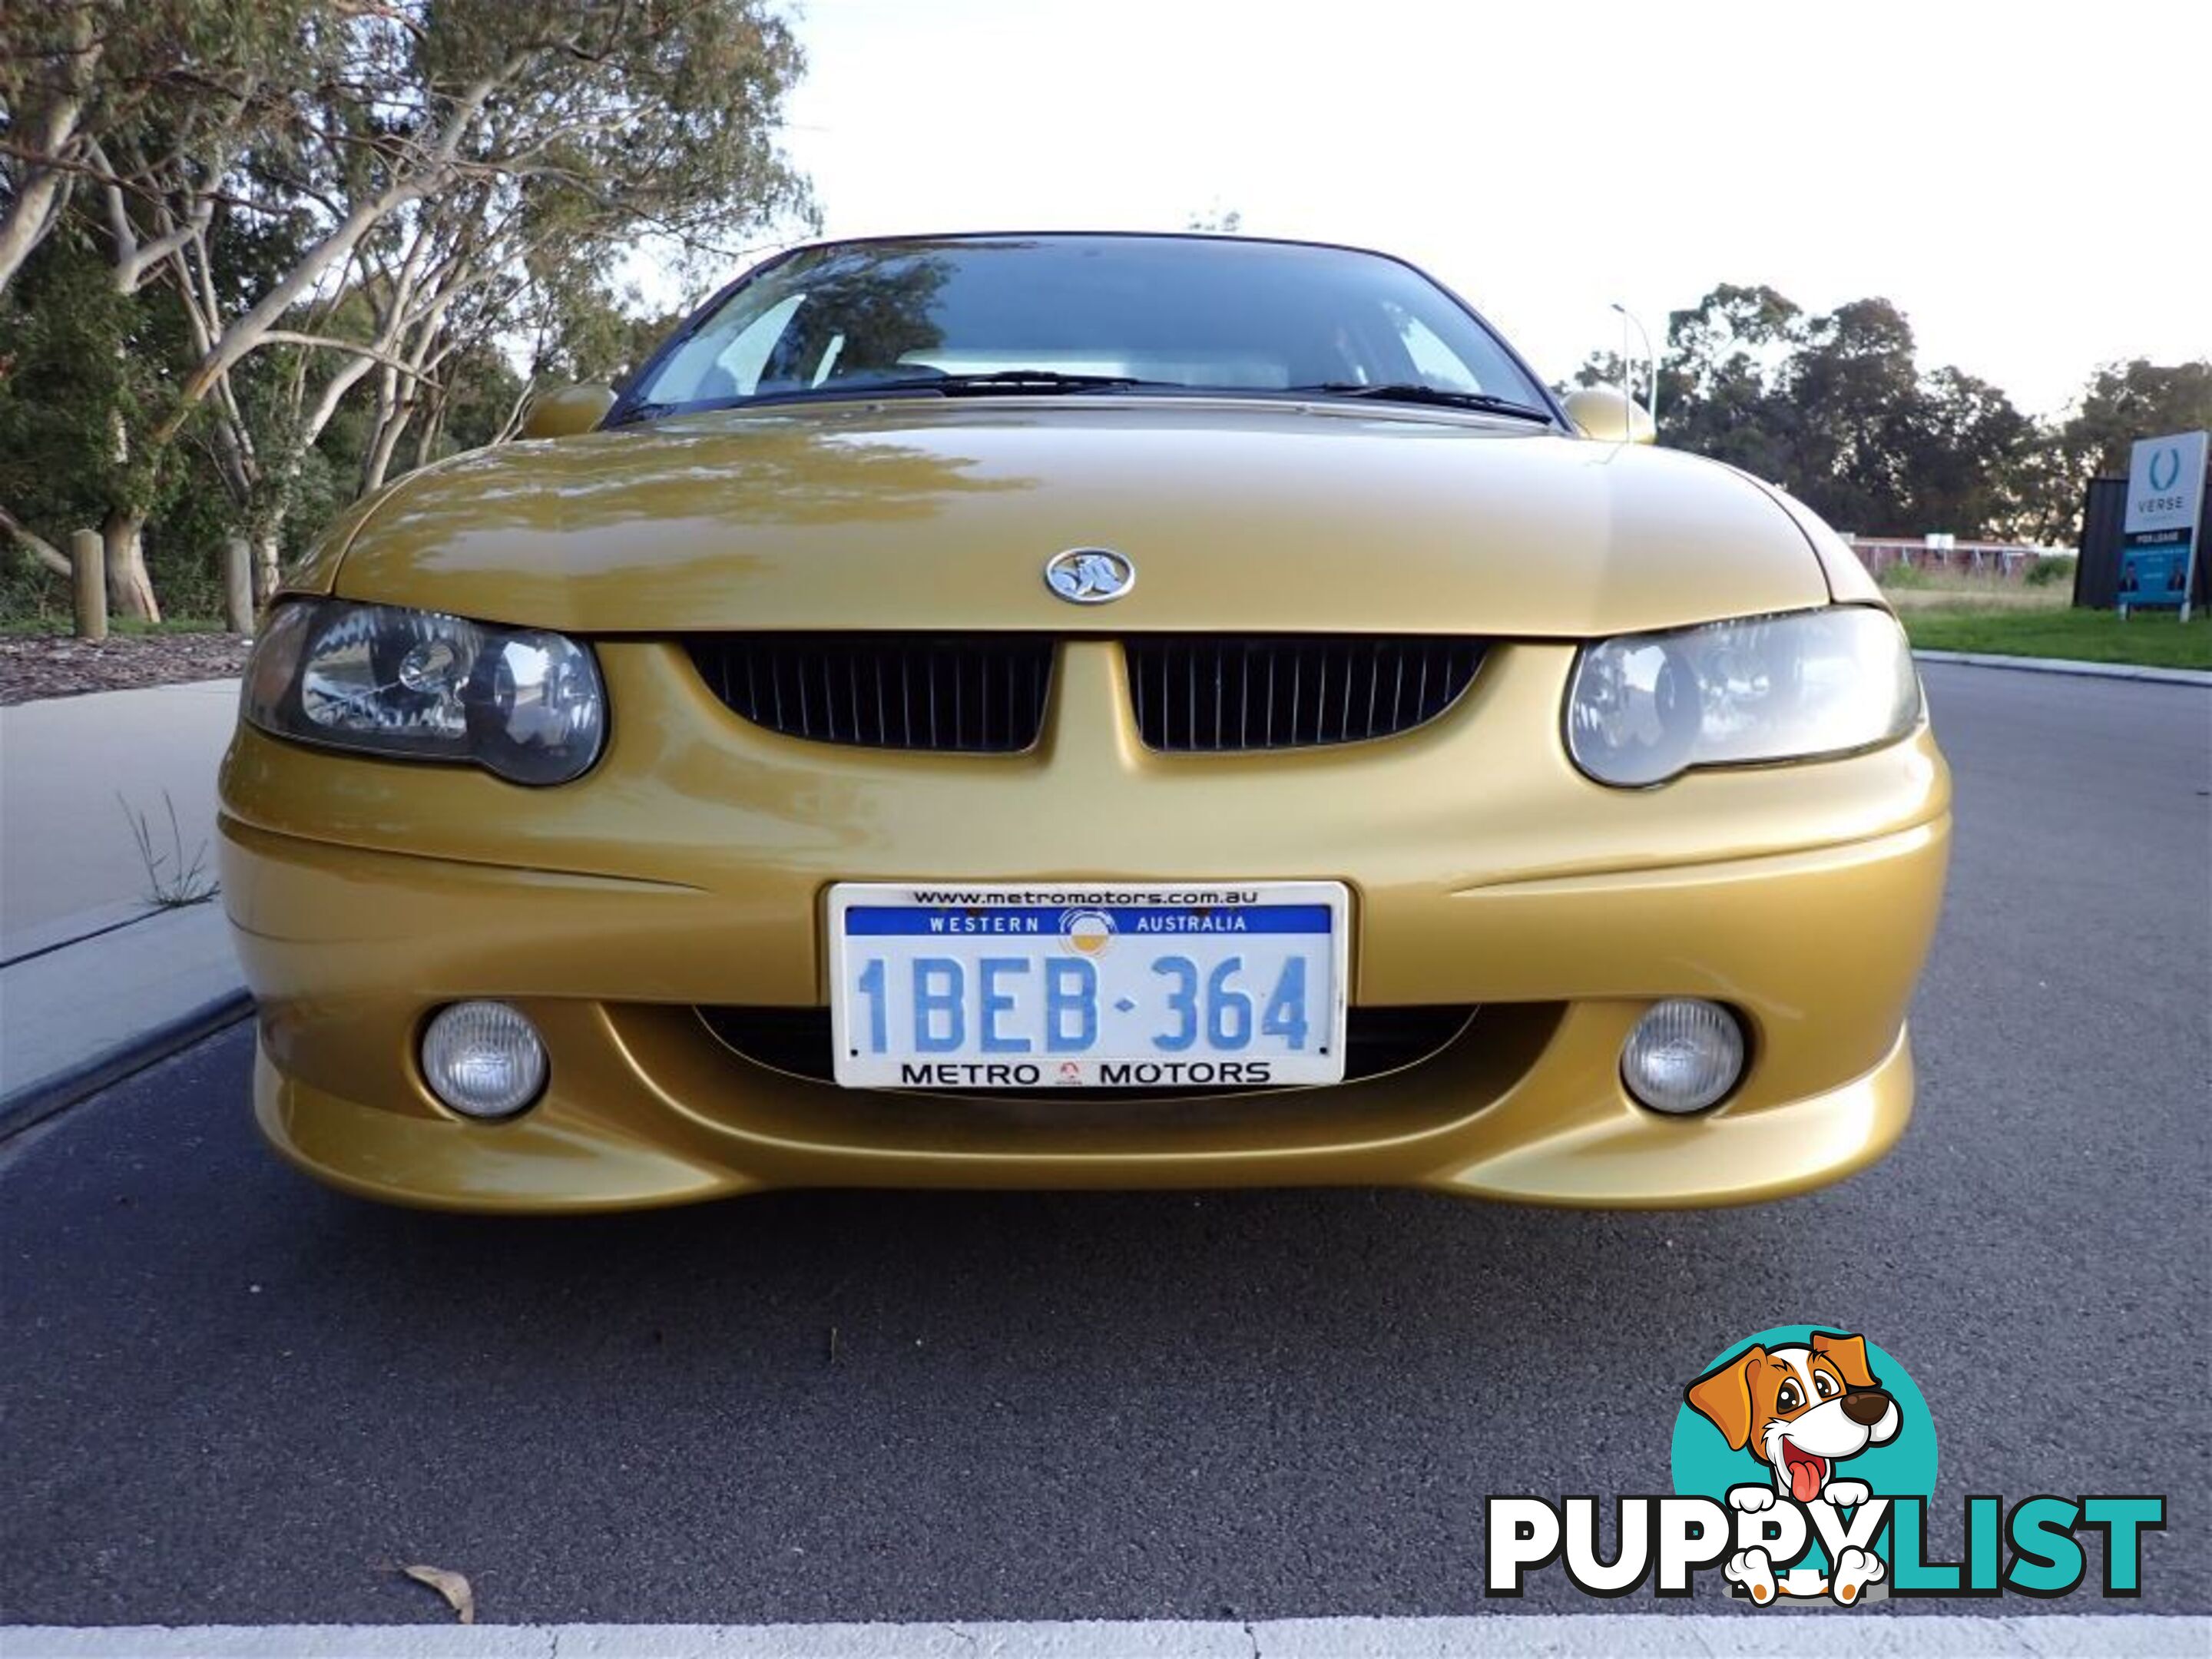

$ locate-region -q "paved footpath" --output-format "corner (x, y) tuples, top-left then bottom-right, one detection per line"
(0, 677), (237, 950)
(0, 679), (243, 1121)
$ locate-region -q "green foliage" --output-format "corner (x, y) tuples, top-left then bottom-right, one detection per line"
(0, 225), (282, 615)
(0, 243), (167, 524)
(2024, 555), (2078, 589)
(1587, 283), (2207, 547)
(1876, 562), (1936, 589)
(536, 294), (691, 391)
(1, 0), (817, 621)
(0, 236), (222, 611)
(0, 563), (66, 625)
(2055, 360), (2212, 479)
(435, 344), (530, 451)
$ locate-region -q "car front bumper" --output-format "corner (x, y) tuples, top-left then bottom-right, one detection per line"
(218, 639), (1951, 1212)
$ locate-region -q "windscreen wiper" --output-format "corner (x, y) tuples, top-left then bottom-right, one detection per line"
(608, 371), (1180, 426)
(860, 369), (1174, 395)
(1288, 382), (1555, 422)
(603, 399), (684, 429)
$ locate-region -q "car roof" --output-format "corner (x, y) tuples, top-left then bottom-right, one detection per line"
(775, 228), (1416, 263)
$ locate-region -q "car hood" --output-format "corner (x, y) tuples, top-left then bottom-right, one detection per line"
(323, 399), (1833, 636)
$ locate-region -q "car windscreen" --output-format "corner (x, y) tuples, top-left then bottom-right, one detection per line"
(628, 236), (1549, 412)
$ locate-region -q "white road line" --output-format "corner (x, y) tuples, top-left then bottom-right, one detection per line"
(5, 1617), (2208, 1659)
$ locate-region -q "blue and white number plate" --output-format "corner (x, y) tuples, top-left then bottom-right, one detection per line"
(828, 882), (1350, 1089)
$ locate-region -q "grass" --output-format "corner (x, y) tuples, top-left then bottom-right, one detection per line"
(1902, 604), (2212, 670)
(1876, 565), (2068, 609)
(1, 615), (230, 637)
(1885, 585), (2065, 613)
(1873, 564), (2208, 667)
(117, 790), (219, 909)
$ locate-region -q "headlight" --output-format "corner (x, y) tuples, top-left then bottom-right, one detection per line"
(1565, 607), (1919, 787)
(243, 600), (605, 785)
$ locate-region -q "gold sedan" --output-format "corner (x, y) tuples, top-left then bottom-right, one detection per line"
(219, 233), (1949, 1212)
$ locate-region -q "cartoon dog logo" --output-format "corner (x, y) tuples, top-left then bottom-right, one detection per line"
(1684, 1330), (1900, 1605)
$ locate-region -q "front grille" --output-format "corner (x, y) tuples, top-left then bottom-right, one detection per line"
(685, 634), (1053, 753)
(1124, 637), (1484, 751)
(684, 634), (1484, 754)
(697, 1005), (1476, 1094)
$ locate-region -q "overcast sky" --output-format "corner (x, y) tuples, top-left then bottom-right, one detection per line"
(767, 0), (2209, 416)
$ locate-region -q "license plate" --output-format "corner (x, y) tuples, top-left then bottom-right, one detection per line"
(827, 882), (1349, 1089)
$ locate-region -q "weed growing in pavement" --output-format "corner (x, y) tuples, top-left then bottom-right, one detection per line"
(119, 790), (218, 908)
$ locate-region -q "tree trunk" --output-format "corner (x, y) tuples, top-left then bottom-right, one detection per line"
(361, 400), (415, 496)
(222, 537), (254, 631)
(0, 168), (71, 297)
(101, 508), (160, 622)
(253, 534), (282, 605)
(0, 24), (93, 297)
(412, 398), (446, 472)
(0, 505), (73, 578)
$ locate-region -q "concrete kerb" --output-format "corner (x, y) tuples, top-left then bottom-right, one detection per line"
(1912, 649), (2212, 687)
(0, 986), (251, 1141)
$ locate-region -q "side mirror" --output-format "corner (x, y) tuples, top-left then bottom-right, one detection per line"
(1562, 386), (1657, 445)
(520, 384), (617, 441)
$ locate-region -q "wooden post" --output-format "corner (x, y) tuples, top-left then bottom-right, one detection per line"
(222, 536), (254, 633)
(70, 528), (107, 641)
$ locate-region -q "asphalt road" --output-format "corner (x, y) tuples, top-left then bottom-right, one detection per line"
(4, 664), (2207, 1628)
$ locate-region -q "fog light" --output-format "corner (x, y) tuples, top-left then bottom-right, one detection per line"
(1621, 998), (1744, 1114)
(420, 1002), (546, 1119)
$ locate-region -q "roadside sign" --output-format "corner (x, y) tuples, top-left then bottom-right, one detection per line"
(2120, 430), (2207, 620)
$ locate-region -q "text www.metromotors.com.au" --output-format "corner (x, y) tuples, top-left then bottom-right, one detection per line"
(906, 889), (1263, 907)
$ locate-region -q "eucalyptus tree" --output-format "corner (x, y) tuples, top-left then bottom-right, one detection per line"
(6, 0), (812, 618)
(3, 0), (336, 614)
(198, 0), (816, 593)
(1575, 284), (2054, 541)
